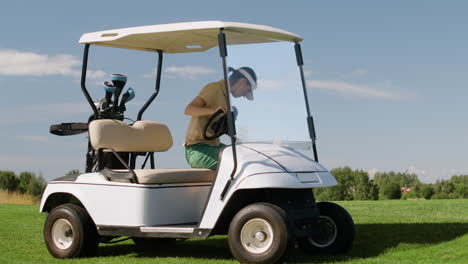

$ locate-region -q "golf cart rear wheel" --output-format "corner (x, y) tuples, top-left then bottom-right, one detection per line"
(297, 202), (355, 254)
(44, 203), (99, 258)
(228, 203), (289, 264)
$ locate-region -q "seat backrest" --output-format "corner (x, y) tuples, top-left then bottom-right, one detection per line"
(89, 119), (173, 152)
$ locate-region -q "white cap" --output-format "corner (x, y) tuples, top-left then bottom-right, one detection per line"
(238, 68), (257, 101)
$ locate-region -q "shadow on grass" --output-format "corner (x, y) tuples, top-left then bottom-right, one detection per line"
(289, 222), (468, 263)
(97, 223), (468, 263)
(98, 237), (232, 260)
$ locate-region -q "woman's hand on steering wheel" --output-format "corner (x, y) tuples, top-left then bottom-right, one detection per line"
(204, 107), (228, 140)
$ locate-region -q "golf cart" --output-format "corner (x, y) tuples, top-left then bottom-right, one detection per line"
(40, 21), (355, 263)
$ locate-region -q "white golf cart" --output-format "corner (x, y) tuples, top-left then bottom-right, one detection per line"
(40, 21), (355, 264)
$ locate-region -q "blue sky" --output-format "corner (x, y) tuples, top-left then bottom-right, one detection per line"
(0, 1), (466, 183)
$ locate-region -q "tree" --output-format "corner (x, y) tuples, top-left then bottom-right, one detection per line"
(454, 183), (467, 199)
(17, 172), (34, 194)
(354, 171), (378, 200)
(315, 167), (379, 201)
(66, 170), (80, 176)
(0, 171), (19, 191)
(380, 182), (401, 199)
(421, 185), (435, 199)
(26, 173), (47, 197)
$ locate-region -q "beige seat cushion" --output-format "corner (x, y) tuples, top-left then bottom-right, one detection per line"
(132, 168), (216, 184)
(89, 120), (173, 152)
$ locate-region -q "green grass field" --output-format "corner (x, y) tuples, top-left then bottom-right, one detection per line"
(0, 200), (467, 264)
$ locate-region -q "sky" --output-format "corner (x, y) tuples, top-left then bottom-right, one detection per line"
(0, 1), (467, 183)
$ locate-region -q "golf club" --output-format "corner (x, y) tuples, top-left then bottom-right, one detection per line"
(103, 81), (116, 108)
(111, 74), (127, 111)
(119, 87), (135, 112)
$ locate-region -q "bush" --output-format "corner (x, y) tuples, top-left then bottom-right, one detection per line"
(380, 182), (402, 199)
(17, 172), (34, 194)
(421, 185), (435, 199)
(0, 171), (47, 198)
(0, 171), (19, 191)
(26, 174), (47, 197)
(401, 191), (420, 200)
(454, 183), (467, 199)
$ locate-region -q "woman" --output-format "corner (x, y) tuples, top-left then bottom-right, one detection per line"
(184, 67), (257, 170)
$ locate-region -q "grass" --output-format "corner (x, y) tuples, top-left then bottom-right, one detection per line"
(0, 189), (38, 205)
(0, 200), (467, 264)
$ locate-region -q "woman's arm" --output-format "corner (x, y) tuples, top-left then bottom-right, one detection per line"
(184, 96), (221, 117)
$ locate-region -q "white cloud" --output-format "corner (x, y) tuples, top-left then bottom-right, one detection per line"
(307, 79), (407, 100)
(0, 49), (105, 79)
(367, 168), (379, 177)
(0, 102), (91, 125)
(166, 66), (216, 79)
(257, 79), (288, 91)
(16, 136), (49, 143)
(406, 165), (427, 176)
(303, 70), (313, 77)
(86, 70), (106, 80)
(342, 69), (368, 79)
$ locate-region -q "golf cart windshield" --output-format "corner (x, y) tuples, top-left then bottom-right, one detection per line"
(225, 38), (312, 154)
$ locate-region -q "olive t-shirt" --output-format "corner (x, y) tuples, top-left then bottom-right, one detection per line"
(184, 80), (227, 146)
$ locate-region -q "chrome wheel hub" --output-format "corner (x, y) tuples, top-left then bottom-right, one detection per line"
(52, 219), (74, 250)
(240, 218), (274, 254)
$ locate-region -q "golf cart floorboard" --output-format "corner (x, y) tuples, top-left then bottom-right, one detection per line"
(97, 224), (211, 239)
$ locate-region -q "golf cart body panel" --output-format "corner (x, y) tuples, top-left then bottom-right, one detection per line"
(79, 21), (303, 53)
(40, 174), (211, 227)
(198, 144), (337, 229)
(40, 142), (335, 229)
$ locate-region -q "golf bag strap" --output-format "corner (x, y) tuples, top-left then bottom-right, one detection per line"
(50, 123), (88, 136)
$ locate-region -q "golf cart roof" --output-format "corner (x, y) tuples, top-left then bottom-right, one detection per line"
(79, 21), (303, 53)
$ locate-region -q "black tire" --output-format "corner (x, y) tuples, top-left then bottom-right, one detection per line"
(44, 203), (99, 258)
(297, 202), (355, 254)
(228, 203), (290, 264)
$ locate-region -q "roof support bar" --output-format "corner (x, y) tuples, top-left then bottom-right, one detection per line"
(137, 50), (163, 121)
(131, 50), (163, 169)
(295, 43), (319, 162)
(81, 44), (98, 118)
(218, 29), (238, 200)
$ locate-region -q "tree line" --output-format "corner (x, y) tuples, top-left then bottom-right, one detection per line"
(314, 167), (468, 201)
(0, 171), (47, 198)
(1, 167), (466, 201)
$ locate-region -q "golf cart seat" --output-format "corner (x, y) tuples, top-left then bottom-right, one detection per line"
(89, 119), (215, 184)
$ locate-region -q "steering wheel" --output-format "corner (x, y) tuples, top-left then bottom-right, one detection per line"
(203, 109), (227, 140)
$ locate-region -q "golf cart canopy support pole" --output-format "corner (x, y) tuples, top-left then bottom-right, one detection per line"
(294, 43), (319, 162)
(137, 50), (163, 121)
(218, 29), (238, 200)
(81, 44), (98, 118)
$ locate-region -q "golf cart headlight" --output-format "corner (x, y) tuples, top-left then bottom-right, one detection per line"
(295, 172), (320, 183)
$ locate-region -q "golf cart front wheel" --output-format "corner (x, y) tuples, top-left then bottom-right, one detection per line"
(44, 203), (99, 258)
(297, 202), (355, 254)
(228, 203), (289, 264)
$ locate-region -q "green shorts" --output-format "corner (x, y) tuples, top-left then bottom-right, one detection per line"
(185, 143), (226, 170)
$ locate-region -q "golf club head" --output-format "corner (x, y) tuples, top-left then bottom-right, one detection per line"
(111, 74), (127, 110)
(103, 81), (116, 93)
(111, 74), (127, 91)
(103, 81), (116, 106)
(118, 87), (135, 112)
(126, 87), (135, 102)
